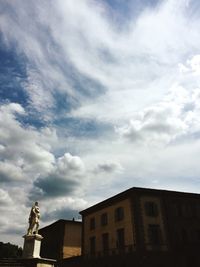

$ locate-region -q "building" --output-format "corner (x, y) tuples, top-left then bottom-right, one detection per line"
(39, 219), (82, 260)
(80, 187), (200, 267)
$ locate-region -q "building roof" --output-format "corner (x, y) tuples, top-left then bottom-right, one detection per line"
(39, 219), (82, 232)
(80, 187), (200, 215)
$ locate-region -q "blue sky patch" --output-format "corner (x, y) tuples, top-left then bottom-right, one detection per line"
(0, 39), (28, 107)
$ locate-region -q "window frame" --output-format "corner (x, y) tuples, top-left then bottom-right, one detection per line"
(90, 217), (96, 230)
(116, 228), (125, 249)
(145, 201), (159, 217)
(101, 212), (108, 226)
(90, 236), (96, 255)
(102, 232), (109, 252)
(115, 207), (124, 222)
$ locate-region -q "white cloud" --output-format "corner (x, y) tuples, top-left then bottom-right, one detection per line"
(57, 153), (85, 174)
(0, 103), (89, 245)
(179, 55), (200, 76)
(1, 0), (200, 121)
(0, 161), (25, 182)
(0, 103), (56, 182)
(115, 53), (200, 146)
(0, 189), (12, 205)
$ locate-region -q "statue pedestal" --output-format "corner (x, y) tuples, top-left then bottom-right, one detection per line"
(23, 234), (43, 258)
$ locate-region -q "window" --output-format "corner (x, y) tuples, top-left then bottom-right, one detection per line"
(101, 213), (108, 226)
(116, 228), (125, 248)
(115, 207), (124, 222)
(145, 202), (158, 217)
(148, 224), (162, 246)
(102, 233), (109, 252)
(90, 236), (96, 255)
(90, 217), (96, 230)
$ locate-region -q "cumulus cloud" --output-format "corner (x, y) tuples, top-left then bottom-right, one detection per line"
(32, 153), (85, 198)
(0, 161), (25, 182)
(117, 54), (200, 147)
(0, 103), (56, 183)
(2, 0), (200, 246)
(117, 87), (188, 145)
(0, 101), (104, 246)
(0, 102), (88, 245)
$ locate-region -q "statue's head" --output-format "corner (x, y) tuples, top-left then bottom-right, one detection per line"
(35, 201), (39, 206)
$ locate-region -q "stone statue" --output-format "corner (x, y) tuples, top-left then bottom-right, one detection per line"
(27, 202), (40, 235)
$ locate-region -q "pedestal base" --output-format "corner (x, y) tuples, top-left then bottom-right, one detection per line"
(23, 234), (43, 258)
(21, 257), (56, 267)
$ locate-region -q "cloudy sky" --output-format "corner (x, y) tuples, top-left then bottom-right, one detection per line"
(1, 0), (200, 246)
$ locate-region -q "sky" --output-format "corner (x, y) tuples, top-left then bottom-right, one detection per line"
(1, 0), (200, 246)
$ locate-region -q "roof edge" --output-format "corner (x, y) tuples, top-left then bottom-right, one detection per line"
(80, 186), (200, 215)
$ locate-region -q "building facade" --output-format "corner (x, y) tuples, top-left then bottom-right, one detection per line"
(39, 219), (82, 260)
(80, 187), (200, 267)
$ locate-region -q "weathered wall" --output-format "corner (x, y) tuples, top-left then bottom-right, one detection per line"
(63, 223), (82, 258)
(140, 195), (168, 251)
(83, 198), (135, 255)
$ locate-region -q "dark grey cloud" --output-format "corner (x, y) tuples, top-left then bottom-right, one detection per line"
(95, 162), (122, 174)
(3, 226), (24, 236)
(42, 206), (80, 222)
(0, 172), (11, 183)
(121, 127), (143, 143)
(32, 174), (79, 199)
(30, 152), (85, 199)
(97, 163), (115, 173)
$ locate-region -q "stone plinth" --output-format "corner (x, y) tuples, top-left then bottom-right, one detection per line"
(23, 234), (43, 258)
(21, 258), (56, 267)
